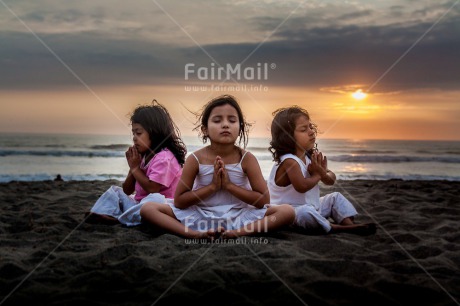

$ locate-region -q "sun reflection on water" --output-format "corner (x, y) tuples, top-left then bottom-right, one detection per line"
(343, 164), (367, 173)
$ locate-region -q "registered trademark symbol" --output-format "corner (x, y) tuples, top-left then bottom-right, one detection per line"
(270, 63), (276, 69)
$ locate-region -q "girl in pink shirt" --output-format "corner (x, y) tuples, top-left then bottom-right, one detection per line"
(86, 100), (186, 226)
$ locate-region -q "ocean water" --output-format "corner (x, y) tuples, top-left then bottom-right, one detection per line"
(1, 133), (460, 182)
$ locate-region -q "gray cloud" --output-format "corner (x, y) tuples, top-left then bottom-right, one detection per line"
(337, 9), (374, 21)
(1, 1), (459, 93)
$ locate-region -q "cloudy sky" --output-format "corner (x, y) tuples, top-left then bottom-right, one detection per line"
(1, 0), (459, 140)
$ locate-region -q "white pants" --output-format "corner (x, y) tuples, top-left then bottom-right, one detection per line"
(294, 192), (358, 233)
(90, 186), (167, 226)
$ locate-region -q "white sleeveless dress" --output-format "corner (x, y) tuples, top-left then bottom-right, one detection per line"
(268, 153), (357, 232)
(169, 152), (268, 231)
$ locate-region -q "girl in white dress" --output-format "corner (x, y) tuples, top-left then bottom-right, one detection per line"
(268, 106), (376, 235)
(140, 95), (294, 239)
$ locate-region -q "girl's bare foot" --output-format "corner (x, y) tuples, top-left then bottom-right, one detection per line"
(351, 223), (377, 236)
(84, 212), (120, 225)
(330, 222), (377, 236)
(194, 227), (226, 241)
(220, 229), (239, 239)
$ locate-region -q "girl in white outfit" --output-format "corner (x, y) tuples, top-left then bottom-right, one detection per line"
(140, 95), (294, 239)
(267, 106), (376, 235)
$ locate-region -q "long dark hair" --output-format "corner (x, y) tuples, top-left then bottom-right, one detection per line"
(130, 100), (187, 166)
(193, 95), (251, 148)
(269, 106), (317, 164)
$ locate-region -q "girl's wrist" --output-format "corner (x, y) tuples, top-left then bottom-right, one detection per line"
(209, 182), (219, 192)
(130, 166), (140, 173)
(222, 181), (232, 191)
(312, 173), (322, 180)
(320, 169), (328, 178)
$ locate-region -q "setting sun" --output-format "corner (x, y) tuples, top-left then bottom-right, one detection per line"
(352, 89), (367, 100)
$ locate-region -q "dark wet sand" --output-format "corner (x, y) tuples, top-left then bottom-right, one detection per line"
(1, 179), (459, 306)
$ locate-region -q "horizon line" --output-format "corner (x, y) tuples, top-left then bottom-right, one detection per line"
(1, 131), (459, 142)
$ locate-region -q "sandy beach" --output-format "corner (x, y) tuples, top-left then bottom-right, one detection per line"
(0, 179), (459, 306)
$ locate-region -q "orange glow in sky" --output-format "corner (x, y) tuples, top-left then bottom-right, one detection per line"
(1, 1), (459, 141)
(2, 85), (459, 141)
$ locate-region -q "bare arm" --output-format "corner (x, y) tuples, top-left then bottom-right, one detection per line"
(321, 168), (336, 186)
(222, 152), (269, 209)
(130, 168), (162, 193)
(174, 155), (220, 209)
(284, 158), (321, 193)
(122, 146), (136, 195)
(122, 170), (135, 195)
(126, 146), (162, 194)
(318, 153), (336, 185)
